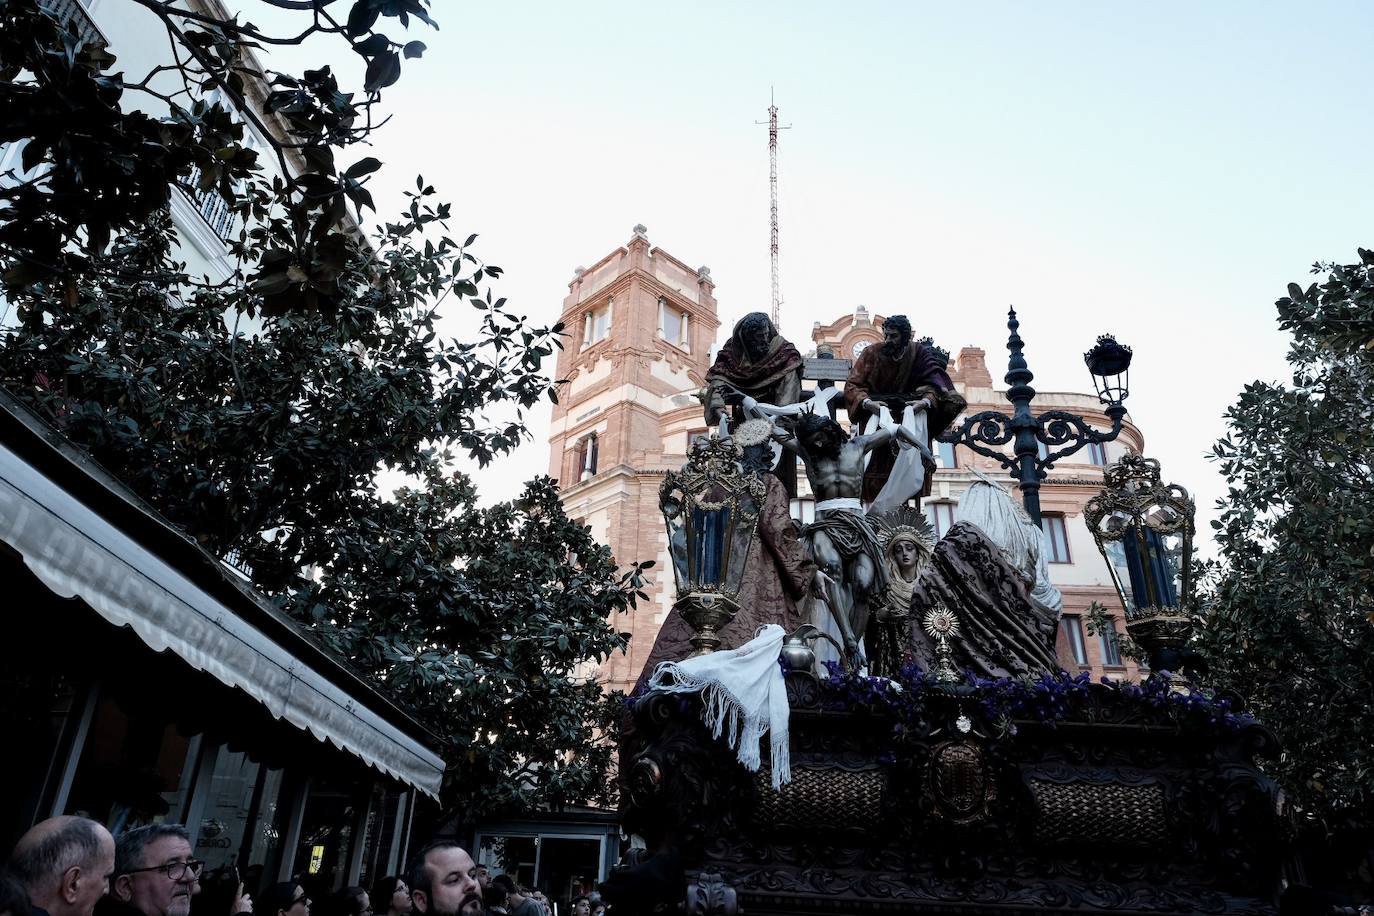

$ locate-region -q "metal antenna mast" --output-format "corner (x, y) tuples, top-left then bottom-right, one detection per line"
(757, 90), (791, 328)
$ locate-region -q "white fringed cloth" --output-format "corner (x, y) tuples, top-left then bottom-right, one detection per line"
(647, 623), (791, 788)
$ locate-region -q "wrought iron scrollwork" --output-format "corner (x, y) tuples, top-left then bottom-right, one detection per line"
(941, 407), (1126, 474)
(1038, 408), (1127, 470)
(942, 409), (1018, 464)
(935, 308), (1131, 523)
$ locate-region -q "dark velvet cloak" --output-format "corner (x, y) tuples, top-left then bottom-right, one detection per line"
(902, 522), (1061, 679)
(705, 315), (803, 407)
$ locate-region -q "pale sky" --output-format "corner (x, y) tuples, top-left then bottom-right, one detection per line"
(241, 1), (1374, 551)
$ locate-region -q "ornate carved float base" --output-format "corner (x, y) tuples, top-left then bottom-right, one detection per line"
(616, 672), (1286, 916)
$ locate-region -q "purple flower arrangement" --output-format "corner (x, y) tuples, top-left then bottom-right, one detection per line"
(821, 662), (1248, 743)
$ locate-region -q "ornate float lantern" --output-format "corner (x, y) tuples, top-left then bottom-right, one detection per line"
(660, 435), (767, 654)
(1083, 455), (1198, 677)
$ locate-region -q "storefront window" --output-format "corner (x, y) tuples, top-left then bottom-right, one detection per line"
(192, 751), (285, 895)
(292, 778), (361, 898)
(243, 768), (288, 877)
(538, 837), (601, 907)
(355, 785), (408, 889)
(64, 694), (200, 833)
(0, 665), (85, 842)
(475, 834), (603, 906)
(477, 835), (537, 889)
(188, 755), (286, 916)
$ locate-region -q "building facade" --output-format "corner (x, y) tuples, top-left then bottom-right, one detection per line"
(1, 3), (431, 889)
(547, 226), (720, 692)
(550, 231), (1148, 695)
(3, 0), (285, 287)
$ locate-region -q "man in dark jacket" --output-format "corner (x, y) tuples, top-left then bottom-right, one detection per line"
(488, 879), (537, 916)
(106, 825), (203, 916)
(6, 817), (115, 916)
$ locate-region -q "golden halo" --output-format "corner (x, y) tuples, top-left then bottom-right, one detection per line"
(873, 507), (936, 553)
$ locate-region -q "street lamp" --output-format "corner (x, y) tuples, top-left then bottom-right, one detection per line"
(1082, 455), (1198, 677)
(938, 308), (1133, 525)
(1084, 334), (1132, 406)
(660, 436), (767, 654)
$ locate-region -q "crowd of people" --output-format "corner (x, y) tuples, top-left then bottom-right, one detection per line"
(0, 818), (603, 916)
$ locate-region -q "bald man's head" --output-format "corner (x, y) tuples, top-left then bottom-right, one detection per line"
(7, 816), (115, 916)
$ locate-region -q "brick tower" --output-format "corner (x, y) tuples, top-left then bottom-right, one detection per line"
(547, 226), (721, 693)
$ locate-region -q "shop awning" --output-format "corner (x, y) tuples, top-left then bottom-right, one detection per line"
(0, 421), (445, 799)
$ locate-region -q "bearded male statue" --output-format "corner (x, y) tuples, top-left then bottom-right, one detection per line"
(844, 315), (965, 503)
(704, 312), (803, 429)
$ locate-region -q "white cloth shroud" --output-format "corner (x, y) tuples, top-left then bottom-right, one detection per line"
(956, 468), (1064, 614)
(647, 623), (791, 788)
(865, 403), (932, 516)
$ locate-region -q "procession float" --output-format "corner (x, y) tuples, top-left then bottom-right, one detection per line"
(605, 311), (1290, 916)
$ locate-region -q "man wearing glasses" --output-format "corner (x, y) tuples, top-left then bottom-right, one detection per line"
(109, 826), (204, 916)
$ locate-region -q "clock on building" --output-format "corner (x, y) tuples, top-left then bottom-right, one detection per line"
(851, 340), (871, 359)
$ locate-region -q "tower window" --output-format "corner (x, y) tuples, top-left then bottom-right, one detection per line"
(583, 300), (612, 347)
(1100, 618), (1123, 667)
(936, 440), (957, 468)
(1087, 442), (1108, 465)
(659, 299), (690, 350)
(576, 434), (599, 481)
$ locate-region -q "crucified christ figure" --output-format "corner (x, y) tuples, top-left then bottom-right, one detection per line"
(773, 411), (925, 666)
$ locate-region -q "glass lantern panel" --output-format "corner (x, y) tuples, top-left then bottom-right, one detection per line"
(1121, 525), (1180, 610)
(724, 492), (760, 595)
(662, 489), (690, 591)
(1095, 509), (1133, 539)
(690, 505), (732, 588)
(1102, 539), (1135, 612)
(1157, 530), (1185, 606)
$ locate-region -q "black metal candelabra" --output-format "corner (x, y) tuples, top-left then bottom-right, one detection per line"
(938, 308), (1133, 526)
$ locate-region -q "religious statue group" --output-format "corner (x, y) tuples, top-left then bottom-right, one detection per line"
(644, 311), (1065, 683)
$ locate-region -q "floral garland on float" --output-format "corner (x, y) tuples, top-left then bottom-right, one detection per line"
(817, 655), (1249, 749)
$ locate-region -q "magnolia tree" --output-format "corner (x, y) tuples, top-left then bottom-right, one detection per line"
(1201, 251), (1374, 873)
(0, 0), (646, 819)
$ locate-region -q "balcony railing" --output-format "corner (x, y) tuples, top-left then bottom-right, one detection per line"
(38, 0), (105, 47)
(182, 166), (241, 243)
(35, 1), (240, 245)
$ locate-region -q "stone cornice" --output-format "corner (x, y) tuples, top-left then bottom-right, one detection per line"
(561, 267), (716, 326)
(635, 270), (717, 321)
(559, 463), (642, 499)
(650, 246), (713, 290)
(569, 246), (629, 289)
